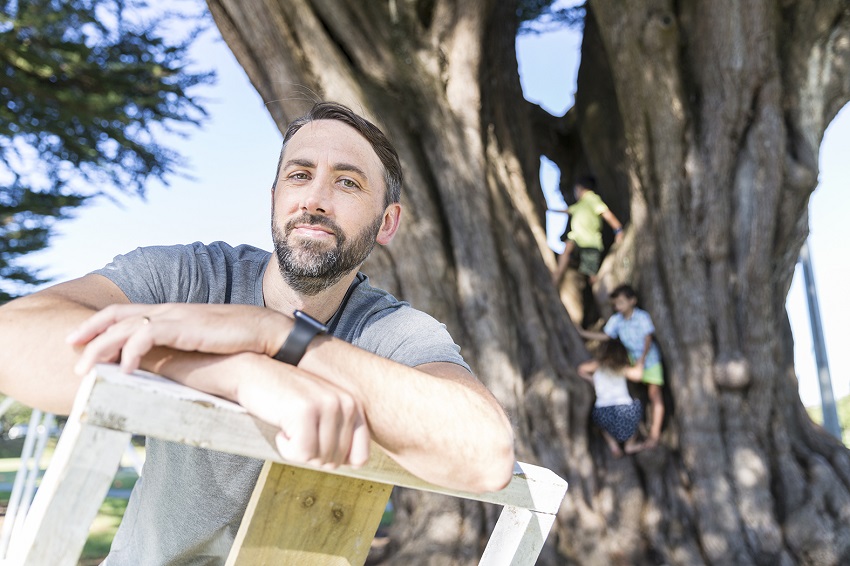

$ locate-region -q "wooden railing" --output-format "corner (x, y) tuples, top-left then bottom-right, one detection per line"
(3, 364), (568, 565)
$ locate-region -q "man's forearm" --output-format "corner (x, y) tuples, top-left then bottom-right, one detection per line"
(0, 295), (93, 414)
(302, 338), (515, 492)
(67, 299), (515, 491)
(0, 276), (131, 414)
(148, 327), (514, 491)
(149, 338), (514, 491)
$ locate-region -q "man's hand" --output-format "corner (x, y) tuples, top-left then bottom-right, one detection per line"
(236, 357), (371, 469)
(68, 303), (369, 469)
(67, 303), (289, 375)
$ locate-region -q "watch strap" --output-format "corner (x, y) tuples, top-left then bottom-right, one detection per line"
(274, 310), (327, 366)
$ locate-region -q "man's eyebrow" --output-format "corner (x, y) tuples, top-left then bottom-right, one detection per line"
(283, 159), (369, 181)
(333, 162), (369, 180)
(283, 158), (315, 169)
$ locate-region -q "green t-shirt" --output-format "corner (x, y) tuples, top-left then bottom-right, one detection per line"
(566, 190), (609, 250)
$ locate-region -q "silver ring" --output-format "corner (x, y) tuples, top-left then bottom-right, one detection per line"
(141, 316), (151, 325)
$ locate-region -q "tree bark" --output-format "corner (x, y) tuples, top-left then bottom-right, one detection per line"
(206, 0), (850, 563)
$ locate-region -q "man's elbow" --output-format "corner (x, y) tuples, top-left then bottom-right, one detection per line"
(470, 429), (516, 494)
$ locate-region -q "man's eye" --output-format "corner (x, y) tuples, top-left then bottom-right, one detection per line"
(341, 178), (359, 189)
(289, 172), (309, 180)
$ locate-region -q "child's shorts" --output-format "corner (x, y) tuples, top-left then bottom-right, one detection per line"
(592, 399), (642, 443)
(575, 247), (602, 277)
(642, 363), (664, 386)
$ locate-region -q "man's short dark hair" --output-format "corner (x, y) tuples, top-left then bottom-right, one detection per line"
(609, 284), (637, 300)
(273, 102), (403, 207)
(575, 175), (596, 192)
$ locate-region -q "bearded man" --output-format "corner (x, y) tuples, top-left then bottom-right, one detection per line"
(0, 102), (515, 564)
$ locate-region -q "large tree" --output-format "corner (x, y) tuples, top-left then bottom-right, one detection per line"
(0, 0), (210, 302)
(206, 0), (850, 564)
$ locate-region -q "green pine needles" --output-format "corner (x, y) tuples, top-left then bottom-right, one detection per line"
(0, 0), (213, 301)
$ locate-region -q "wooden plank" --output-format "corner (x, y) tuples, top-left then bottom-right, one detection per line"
(5, 372), (129, 566)
(84, 365), (568, 514)
(479, 506), (558, 566)
(5, 365), (569, 566)
(226, 461), (392, 566)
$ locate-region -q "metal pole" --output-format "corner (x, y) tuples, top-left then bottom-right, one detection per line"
(799, 240), (842, 440)
(13, 413), (56, 535)
(0, 409), (42, 558)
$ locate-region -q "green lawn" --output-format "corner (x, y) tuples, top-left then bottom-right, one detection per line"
(80, 497), (128, 562)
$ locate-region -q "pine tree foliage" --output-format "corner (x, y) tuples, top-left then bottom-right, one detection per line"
(517, 0), (585, 33)
(0, 0), (212, 302)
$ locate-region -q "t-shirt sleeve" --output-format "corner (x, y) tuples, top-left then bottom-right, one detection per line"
(91, 244), (210, 304)
(588, 192), (609, 215)
(352, 306), (471, 372)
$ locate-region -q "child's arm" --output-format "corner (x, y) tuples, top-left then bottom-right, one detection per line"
(638, 333), (653, 367)
(623, 364), (644, 382)
(552, 248), (570, 286)
(600, 209), (625, 244)
(577, 360), (598, 381)
(577, 327), (610, 342)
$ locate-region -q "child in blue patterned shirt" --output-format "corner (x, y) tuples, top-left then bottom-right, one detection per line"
(580, 284), (665, 450)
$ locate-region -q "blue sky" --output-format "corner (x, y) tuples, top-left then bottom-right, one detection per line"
(24, 15), (849, 409)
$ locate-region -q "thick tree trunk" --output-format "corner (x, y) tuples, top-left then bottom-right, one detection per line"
(579, 2), (850, 564)
(206, 0), (850, 563)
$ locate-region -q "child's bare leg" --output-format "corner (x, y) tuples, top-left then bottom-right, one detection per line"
(624, 436), (645, 454)
(645, 383), (664, 448)
(552, 240), (575, 286)
(601, 430), (623, 458)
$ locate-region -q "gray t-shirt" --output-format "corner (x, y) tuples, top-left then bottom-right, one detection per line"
(94, 241), (469, 565)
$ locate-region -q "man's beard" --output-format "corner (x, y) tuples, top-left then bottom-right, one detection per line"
(273, 212), (383, 296)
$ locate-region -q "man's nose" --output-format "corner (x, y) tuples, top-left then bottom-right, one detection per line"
(300, 175), (333, 214)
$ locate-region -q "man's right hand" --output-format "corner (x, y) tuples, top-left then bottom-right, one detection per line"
(235, 354), (371, 470)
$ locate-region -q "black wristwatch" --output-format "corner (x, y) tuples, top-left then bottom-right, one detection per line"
(273, 310), (328, 366)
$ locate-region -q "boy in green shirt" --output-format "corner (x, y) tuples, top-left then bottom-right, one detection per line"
(551, 175), (624, 286)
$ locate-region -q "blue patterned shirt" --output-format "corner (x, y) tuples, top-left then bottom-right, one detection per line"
(603, 307), (661, 368)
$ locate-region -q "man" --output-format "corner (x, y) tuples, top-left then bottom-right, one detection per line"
(0, 102), (515, 563)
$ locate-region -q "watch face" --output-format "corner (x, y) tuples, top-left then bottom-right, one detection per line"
(294, 310), (328, 333)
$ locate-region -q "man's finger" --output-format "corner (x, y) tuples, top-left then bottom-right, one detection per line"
(275, 416), (320, 465)
(73, 317), (152, 375)
(348, 419), (371, 468)
(66, 304), (146, 345)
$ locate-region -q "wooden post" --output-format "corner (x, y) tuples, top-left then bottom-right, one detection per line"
(227, 461), (392, 565)
(5, 372), (129, 566)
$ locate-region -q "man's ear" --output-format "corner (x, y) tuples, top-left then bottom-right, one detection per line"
(376, 203), (402, 245)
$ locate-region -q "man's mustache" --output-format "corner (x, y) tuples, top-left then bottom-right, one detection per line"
(285, 214), (342, 239)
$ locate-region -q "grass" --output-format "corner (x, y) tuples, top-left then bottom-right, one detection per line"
(806, 393), (850, 447)
(80, 497), (128, 562)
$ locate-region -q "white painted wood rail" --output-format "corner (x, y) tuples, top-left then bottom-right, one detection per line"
(3, 364), (568, 565)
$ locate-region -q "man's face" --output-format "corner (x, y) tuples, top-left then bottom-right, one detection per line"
(271, 120), (399, 295)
